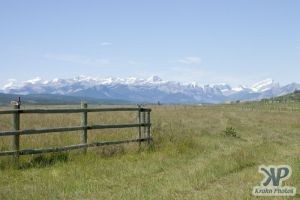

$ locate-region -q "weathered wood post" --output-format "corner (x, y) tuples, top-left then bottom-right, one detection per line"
(81, 102), (88, 154)
(146, 110), (151, 144)
(137, 105), (142, 146)
(12, 103), (20, 161)
(142, 109), (146, 138)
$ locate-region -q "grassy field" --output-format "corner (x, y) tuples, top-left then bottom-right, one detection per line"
(0, 102), (299, 200)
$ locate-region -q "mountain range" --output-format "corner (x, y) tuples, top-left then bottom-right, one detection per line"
(1, 76), (299, 104)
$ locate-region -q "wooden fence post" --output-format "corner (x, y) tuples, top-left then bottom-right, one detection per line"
(142, 110), (146, 138)
(137, 105), (142, 146)
(146, 110), (151, 144)
(12, 103), (20, 161)
(81, 102), (88, 154)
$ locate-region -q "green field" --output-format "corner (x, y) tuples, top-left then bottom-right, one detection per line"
(0, 102), (299, 200)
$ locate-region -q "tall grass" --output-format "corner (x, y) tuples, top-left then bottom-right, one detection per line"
(0, 103), (299, 199)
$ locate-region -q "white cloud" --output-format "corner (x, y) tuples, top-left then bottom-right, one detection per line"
(44, 54), (110, 66)
(100, 42), (112, 46)
(178, 56), (202, 64)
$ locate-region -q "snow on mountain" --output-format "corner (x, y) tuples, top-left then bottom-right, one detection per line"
(250, 78), (279, 92)
(145, 75), (164, 84)
(3, 79), (18, 90)
(1, 76), (299, 104)
(232, 85), (247, 92)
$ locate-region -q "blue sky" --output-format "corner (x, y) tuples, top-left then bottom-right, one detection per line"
(0, 0), (299, 86)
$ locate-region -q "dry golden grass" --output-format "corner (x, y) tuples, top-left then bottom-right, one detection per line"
(0, 102), (299, 200)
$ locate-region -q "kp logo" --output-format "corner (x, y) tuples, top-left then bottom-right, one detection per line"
(252, 165), (296, 196)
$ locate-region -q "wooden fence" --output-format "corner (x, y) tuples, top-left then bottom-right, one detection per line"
(0, 103), (152, 158)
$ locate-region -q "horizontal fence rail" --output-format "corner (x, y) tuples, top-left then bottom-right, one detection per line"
(0, 138), (150, 156)
(0, 103), (152, 159)
(0, 123), (150, 137)
(0, 107), (151, 114)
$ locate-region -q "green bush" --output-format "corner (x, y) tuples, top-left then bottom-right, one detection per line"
(223, 126), (239, 138)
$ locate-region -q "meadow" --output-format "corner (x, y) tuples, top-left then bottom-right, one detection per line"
(0, 102), (299, 200)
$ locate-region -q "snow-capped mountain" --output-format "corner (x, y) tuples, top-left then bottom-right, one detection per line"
(250, 78), (279, 92)
(1, 76), (299, 104)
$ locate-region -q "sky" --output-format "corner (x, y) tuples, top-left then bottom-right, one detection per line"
(0, 0), (299, 86)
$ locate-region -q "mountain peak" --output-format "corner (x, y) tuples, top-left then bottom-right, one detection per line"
(251, 78), (277, 92)
(25, 77), (44, 84)
(3, 79), (18, 90)
(146, 76), (163, 83)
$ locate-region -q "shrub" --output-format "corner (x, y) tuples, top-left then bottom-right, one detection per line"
(223, 126), (239, 138)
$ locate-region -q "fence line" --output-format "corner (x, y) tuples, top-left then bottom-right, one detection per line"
(0, 103), (152, 158)
(0, 107), (150, 114)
